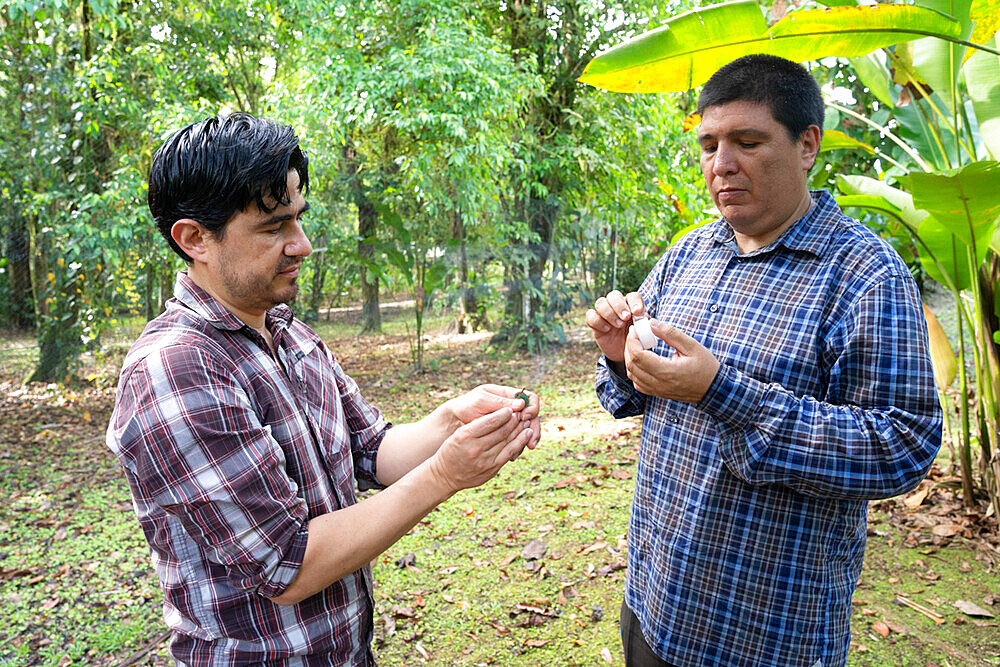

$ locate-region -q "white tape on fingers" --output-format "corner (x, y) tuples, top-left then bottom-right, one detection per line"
(633, 315), (657, 350)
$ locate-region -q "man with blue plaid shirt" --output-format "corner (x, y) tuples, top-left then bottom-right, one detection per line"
(587, 55), (941, 666)
(106, 114), (540, 665)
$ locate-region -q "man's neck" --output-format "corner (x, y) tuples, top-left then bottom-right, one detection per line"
(734, 191), (814, 254)
(186, 265), (266, 331)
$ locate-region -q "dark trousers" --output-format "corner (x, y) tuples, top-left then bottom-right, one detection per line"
(620, 600), (680, 667)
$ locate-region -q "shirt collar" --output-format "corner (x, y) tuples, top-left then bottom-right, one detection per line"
(173, 271), (294, 334)
(705, 190), (841, 258)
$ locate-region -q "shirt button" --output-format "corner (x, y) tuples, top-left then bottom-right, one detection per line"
(669, 415), (679, 424)
(709, 304), (719, 313)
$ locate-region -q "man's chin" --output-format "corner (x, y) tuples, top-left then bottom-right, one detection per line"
(269, 284), (299, 308)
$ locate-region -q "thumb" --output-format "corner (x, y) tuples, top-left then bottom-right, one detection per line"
(650, 320), (700, 356)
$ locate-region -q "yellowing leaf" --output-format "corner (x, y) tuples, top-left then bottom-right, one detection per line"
(682, 113), (701, 132)
(903, 483), (930, 508)
(923, 303), (957, 390)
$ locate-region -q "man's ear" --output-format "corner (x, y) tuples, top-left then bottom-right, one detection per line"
(800, 125), (822, 171)
(171, 219), (212, 262)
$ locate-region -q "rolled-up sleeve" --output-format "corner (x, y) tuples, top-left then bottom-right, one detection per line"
(113, 345), (309, 598)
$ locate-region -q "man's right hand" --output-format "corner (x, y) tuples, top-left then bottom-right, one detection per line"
(586, 290), (647, 363)
(428, 407), (532, 494)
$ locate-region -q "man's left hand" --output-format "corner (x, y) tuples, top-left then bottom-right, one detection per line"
(623, 320), (721, 404)
(448, 385), (541, 449)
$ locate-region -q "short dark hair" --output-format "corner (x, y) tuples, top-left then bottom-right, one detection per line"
(148, 113), (309, 262)
(697, 54), (824, 141)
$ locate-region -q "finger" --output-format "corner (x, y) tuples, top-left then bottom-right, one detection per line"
(586, 308), (612, 333)
(651, 321), (698, 356)
(460, 407), (515, 439)
(475, 386), (524, 413)
(627, 362), (658, 394)
(494, 427), (532, 466)
(528, 416), (541, 447)
(478, 410), (524, 448)
(476, 383), (511, 397)
(623, 326), (644, 366)
(625, 292), (647, 318)
(594, 296), (627, 328)
(604, 290), (631, 323)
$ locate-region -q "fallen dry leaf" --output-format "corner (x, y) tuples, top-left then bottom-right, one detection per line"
(903, 484), (930, 509)
(931, 523), (963, 537)
(579, 541), (607, 556)
(523, 638), (550, 648)
(521, 539), (548, 561)
(872, 620), (890, 637)
(600, 647), (613, 663)
(415, 642), (430, 660)
(954, 600), (995, 618)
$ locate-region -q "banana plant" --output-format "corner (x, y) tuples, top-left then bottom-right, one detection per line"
(578, 0), (1000, 514)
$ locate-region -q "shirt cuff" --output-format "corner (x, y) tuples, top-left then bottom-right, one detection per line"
(599, 355), (635, 393)
(257, 522), (310, 598)
(698, 364), (767, 431)
(354, 421), (390, 492)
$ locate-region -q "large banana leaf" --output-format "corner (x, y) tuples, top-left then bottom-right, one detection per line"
(917, 216), (977, 290)
(906, 161), (1000, 251)
(848, 50), (895, 109)
(836, 194), (907, 224)
(910, 0), (972, 115)
(836, 175), (966, 289)
(578, 1), (963, 93)
(837, 174), (930, 228)
(969, 0), (1000, 48)
(965, 31), (1000, 160)
(820, 129), (875, 154)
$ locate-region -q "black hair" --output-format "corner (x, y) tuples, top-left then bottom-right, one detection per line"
(148, 112), (309, 262)
(697, 54), (824, 141)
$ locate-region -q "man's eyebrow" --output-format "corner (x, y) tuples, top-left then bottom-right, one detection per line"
(257, 201), (310, 227)
(697, 128), (770, 142)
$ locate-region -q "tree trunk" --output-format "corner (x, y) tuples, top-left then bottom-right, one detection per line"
(343, 141), (381, 333)
(452, 207), (484, 333)
(306, 235), (327, 322)
(357, 198), (381, 333)
(5, 213), (34, 330)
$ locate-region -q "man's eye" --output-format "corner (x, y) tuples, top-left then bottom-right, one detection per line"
(701, 145), (717, 154)
(740, 142), (758, 148)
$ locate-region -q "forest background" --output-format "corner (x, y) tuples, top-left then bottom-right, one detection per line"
(2, 0), (1000, 664)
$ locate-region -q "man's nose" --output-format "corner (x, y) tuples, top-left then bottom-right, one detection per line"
(712, 143), (739, 176)
(286, 222), (313, 258)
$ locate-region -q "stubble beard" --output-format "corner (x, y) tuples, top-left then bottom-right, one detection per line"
(218, 253), (299, 313)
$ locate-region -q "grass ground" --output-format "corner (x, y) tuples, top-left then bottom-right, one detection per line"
(0, 303), (998, 666)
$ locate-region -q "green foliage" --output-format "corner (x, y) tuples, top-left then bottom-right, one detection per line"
(577, 1), (967, 93)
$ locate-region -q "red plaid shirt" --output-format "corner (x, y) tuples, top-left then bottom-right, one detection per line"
(106, 273), (389, 666)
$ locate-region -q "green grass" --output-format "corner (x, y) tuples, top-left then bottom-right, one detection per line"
(1, 303), (998, 665)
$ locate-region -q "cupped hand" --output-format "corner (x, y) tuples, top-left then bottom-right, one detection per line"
(429, 407), (535, 493)
(449, 384), (541, 449)
(586, 290), (647, 363)
(623, 319), (721, 404)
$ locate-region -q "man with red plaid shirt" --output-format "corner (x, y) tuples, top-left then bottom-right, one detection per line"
(106, 113), (540, 665)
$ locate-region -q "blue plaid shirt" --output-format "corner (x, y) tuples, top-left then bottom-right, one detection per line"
(596, 191), (941, 667)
